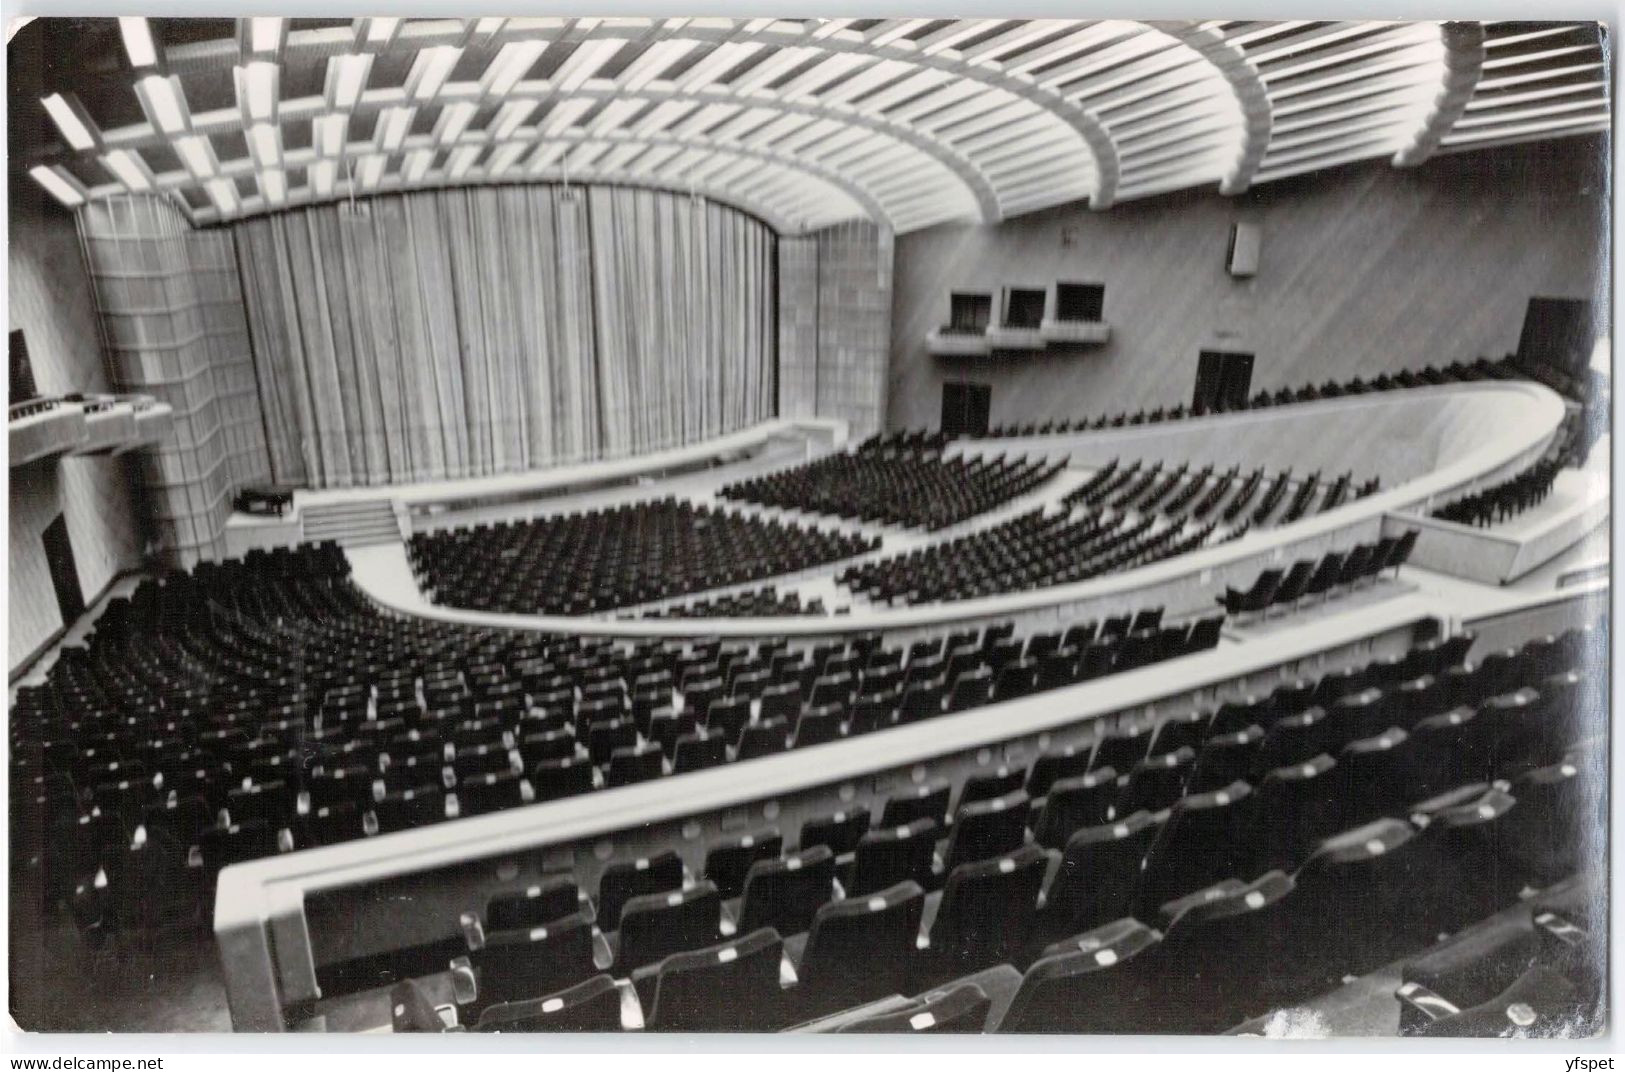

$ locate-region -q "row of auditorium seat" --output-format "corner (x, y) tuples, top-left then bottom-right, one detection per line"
(718, 447), (1062, 532)
(1433, 456), (1564, 528)
(1063, 459), (1379, 527)
(406, 498), (876, 615)
(942, 357), (1523, 440)
(1217, 531), (1418, 617)
(839, 505), (1222, 606)
(13, 546), (1218, 946)
(377, 620), (1603, 1032)
(638, 586), (828, 619)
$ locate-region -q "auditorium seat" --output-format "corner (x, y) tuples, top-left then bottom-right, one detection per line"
(1038, 811), (1162, 940)
(475, 973), (623, 1033)
(923, 844), (1048, 981)
(836, 981), (993, 1034)
(465, 912), (598, 1013)
(850, 818), (939, 896)
(738, 846), (837, 938)
(642, 928), (785, 1031)
(794, 881), (924, 1018)
(616, 883), (723, 973)
(597, 851), (684, 931)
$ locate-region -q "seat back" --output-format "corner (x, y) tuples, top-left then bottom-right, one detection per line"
(738, 845), (836, 937)
(997, 917), (1162, 1033)
(646, 928), (784, 1032)
(851, 817), (939, 896)
(475, 973), (622, 1032)
(616, 882), (722, 973)
(597, 850), (684, 930)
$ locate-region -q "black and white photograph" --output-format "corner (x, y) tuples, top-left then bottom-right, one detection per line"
(3, 12), (1613, 1047)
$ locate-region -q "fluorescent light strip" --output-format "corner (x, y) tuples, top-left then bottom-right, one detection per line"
(250, 122), (281, 167)
(358, 154), (386, 188)
(379, 107), (413, 151)
(175, 135), (214, 178)
(41, 94), (95, 151)
(139, 76), (186, 134)
(486, 41), (546, 95)
(250, 17), (283, 55)
(332, 54), (371, 109)
(315, 114), (349, 157)
(260, 168), (287, 204)
(206, 177), (237, 212)
(28, 165), (84, 207)
(487, 142), (527, 175)
(491, 101), (538, 141)
(436, 101), (477, 145)
(411, 46), (461, 101)
(365, 17), (399, 44)
(119, 17), (157, 68)
(240, 62), (278, 122)
(310, 159), (337, 196)
(403, 148), (434, 182)
(446, 145), (480, 178)
(101, 149), (152, 191)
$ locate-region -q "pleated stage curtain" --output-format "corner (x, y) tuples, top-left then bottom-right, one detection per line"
(232, 185), (777, 488)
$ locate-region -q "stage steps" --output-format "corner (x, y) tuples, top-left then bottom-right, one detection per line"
(301, 501), (403, 547)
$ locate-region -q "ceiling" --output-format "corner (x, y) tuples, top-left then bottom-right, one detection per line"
(18, 17), (1611, 233)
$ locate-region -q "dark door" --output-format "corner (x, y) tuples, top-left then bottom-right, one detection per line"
(1195, 350), (1254, 411)
(42, 514), (85, 626)
(941, 382), (992, 436)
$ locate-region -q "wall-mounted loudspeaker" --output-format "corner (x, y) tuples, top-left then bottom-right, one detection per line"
(1226, 221), (1261, 278)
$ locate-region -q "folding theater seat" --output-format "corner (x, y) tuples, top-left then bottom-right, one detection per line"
(994, 917), (1163, 1033)
(738, 846), (837, 938)
(466, 912), (598, 1013)
(942, 790), (1030, 872)
(794, 881), (925, 1018)
(1396, 914), (1542, 1036)
(1189, 725), (1264, 793)
(475, 973), (623, 1032)
(1138, 780), (1262, 914)
(1408, 967), (1584, 1037)
(836, 981), (993, 1034)
(798, 809), (870, 856)
(616, 882), (723, 974)
(642, 928), (786, 1031)
(1254, 707), (1333, 774)
(1031, 768), (1117, 849)
(672, 729), (728, 774)
(881, 780), (951, 827)
(1251, 754), (1346, 869)
(1090, 719), (1153, 775)
(1495, 758), (1593, 894)
(605, 742), (665, 788)
(1405, 785), (1523, 933)
(703, 831), (783, 899)
(597, 851), (685, 931)
(959, 766), (1025, 808)
(1137, 871), (1298, 1033)
(531, 757), (595, 802)
(485, 877), (583, 933)
(1118, 747), (1196, 816)
(850, 817), (940, 897)
(734, 717), (790, 761)
(924, 844), (1049, 983)
(1025, 743), (1094, 799)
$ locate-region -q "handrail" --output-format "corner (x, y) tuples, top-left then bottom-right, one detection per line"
(352, 382), (1566, 639)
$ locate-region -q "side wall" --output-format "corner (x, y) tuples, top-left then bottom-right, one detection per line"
(778, 221), (894, 438)
(9, 181), (142, 670)
(888, 137), (1608, 430)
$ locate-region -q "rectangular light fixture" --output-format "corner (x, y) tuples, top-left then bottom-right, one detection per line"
(28, 165), (85, 207)
(205, 177), (237, 213)
(435, 101), (477, 145)
(240, 62), (278, 122)
(259, 168), (287, 204)
(332, 54), (371, 109)
(118, 17), (158, 68)
(41, 94), (95, 150)
(378, 106), (413, 151)
(138, 75), (187, 134)
(364, 17), (399, 45)
(249, 122), (281, 167)
(403, 148), (434, 182)
(446, 144), (480, 178)
(490, 100), (537, 140)
(485, 41), (546, 96)
(486, 142), (526, 176)
(314, 113), (348, 157)
(310, 159), (336, 196)
(357, 154), (386, 188)
(101, 149), (152, 191)
(410, 46), (460, 101)
(174, 134), (215, 178)
(249, 17), (283, 56)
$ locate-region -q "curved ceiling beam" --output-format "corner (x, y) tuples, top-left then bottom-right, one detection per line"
(538, 84), (998, 223)
(1392, 21), (1487, 167)
(482, 129), (887, 232)
(631, 20), (1121, 211)
(1146, 20), (1273, 195)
